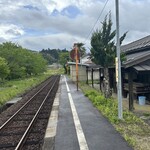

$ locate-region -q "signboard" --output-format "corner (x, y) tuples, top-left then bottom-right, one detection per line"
(70, 49), (80, 61)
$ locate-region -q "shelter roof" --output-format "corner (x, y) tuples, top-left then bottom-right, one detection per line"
(67, 62), (102, 69)
(121, 35), (150, 70)
(123, 50), (150, 68)
(121, 35), (150, 54)
(133, 64), (150, 72)
(69, 35), (150, 72)
(68, 62), (87, 66)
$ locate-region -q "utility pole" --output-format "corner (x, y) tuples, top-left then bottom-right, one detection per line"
(74, 43), (79, 91)
(115, 0), (123, 119)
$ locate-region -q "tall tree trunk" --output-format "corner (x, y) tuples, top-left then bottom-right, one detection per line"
(104, 67), (111, 98)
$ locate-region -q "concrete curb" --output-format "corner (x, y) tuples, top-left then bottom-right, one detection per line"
(42, 86), (60, 150)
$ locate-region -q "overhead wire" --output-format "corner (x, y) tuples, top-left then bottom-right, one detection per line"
(83, 0), (110, 44)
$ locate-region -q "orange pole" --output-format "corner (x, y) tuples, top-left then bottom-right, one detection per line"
(75, 45), (79, 91)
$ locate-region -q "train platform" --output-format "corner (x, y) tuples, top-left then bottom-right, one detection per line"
(43, 75), (133, 150)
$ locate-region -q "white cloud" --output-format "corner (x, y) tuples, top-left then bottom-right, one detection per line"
(0, 0), (150, 51)
(0, 24), (25, 40)
(16, 33), (86, 51)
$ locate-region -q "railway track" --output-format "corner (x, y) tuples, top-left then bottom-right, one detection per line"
(0, 75), (60, 150)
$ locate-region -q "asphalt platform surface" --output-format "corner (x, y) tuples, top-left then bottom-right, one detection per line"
(52, 75), (133, 150)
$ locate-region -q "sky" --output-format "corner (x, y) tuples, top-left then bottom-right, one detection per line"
(0, 0), (150, 52)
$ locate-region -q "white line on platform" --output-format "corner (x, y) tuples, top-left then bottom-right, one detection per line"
(64, 76), (89, 150)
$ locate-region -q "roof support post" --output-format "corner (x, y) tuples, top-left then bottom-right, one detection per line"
(128, 68), (134, 111)
(86, 67), (89, 85)
(91, 68), (94, 88)
(99, 68), (101, 91)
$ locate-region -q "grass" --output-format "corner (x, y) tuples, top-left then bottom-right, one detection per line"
(0, 68), (63, 106)
(143, 112), (150, 117)
(79, 81), (150, 150)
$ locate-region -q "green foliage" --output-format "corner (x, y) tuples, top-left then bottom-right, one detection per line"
(84, 89), (119, 123)
(90, 13), (127, 67)
(123, 110), (143, 124)
(90, 13), (127, 98)
(24, 52), (47, 76)
(0, 42), (47, 79)
(80, 83), (150, 149)
(0, 77), (43, 105)
(121, 52), (127, 62)
(143, 112), (150, 116)
(91, 13), (115, 67)
(83, 87), (146, 126)
(40, 48), (63, 64)
(124, 134), (136, 146)
(40, 48), (70, 65)
(75, 43), (86, 57)
(41, 53), (56, 64)
(0, 57), (10, 80)
(59, 51), (69, 65)
(9, 64), (26, 79)
(40, 48), (70, 74)
(0, 68), (63, 106)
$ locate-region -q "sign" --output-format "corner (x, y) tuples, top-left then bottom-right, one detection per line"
(70, 49), (80, 61)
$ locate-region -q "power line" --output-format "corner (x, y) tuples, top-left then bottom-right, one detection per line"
(83, 0), (109, 44)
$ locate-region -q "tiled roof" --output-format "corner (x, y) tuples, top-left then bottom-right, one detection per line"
(133, 63), (150, 72)
(83, 59), (94, 64)
(121, 35), (150, 53)
(123, 50), (150, 68)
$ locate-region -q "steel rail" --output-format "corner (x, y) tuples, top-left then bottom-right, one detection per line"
(15, 75), (59, 150)
(0, 76), (54, 130)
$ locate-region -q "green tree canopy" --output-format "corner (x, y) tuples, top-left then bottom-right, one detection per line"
(0, 57), (10, 80)
(40, 48), (59, 64)
(59, 51), (69, 65)
(40, 48), (70, 65)
(90, 13), (127, 98)
(0, 42), (47, 79)
(91, 13), (127, 67)
(75, 43), (86, 58)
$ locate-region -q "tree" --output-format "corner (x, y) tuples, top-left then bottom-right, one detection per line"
(59, 52), (69, 65)
(27, 52), (47, 75)
(40, 53), (56, 64)
(40, 48), (59, 64)
(0, 42), (47, 79)
(0, 57), (10, 80)
(59, 51), (69, 74)
(90, 13), (127, 98)
(40, 48), (70, 73)
(76, 43), (86, 58)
